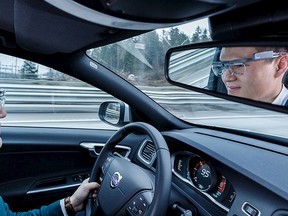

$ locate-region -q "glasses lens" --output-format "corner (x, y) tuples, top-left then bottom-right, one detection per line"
(0, 89), (6, 108)
(212, 62), (245, 76)
(229, 63), (245, 76)
(211, 64), (225, 77)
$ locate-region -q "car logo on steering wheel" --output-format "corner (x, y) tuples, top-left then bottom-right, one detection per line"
(110, 172), (123, 188)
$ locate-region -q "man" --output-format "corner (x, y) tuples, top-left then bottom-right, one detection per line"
(212, 47), (288, 106)
(0, 90), (100, 216)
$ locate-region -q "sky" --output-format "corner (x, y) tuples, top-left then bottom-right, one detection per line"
(0, 54), (20, 67)
(157, 17), (209, 37)
(177, 18), (209, 36)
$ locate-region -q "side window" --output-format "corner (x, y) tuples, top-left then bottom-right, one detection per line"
(0, 53), (117, 129)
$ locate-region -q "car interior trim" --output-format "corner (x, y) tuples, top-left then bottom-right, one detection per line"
(80, 142), (131, 158)
(27, 183), (81, 195)
(137, 139), (157, 166)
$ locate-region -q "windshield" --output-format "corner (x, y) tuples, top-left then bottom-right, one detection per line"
(87, 18), (288, 139)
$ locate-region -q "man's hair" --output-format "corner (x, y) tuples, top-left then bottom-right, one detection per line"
(255, 46), (288, 52)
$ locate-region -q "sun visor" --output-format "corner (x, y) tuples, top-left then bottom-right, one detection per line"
(0, 0), (14, 33)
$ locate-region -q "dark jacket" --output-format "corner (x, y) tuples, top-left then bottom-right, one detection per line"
(0, 196), (63, 216)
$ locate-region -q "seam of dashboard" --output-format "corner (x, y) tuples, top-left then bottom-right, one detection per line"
(193, 131), (288, 156)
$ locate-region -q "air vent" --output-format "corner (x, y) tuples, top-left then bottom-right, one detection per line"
(139, 140), (156, 164)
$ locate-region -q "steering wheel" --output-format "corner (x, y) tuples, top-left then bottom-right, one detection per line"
(85, 122), (172, 216)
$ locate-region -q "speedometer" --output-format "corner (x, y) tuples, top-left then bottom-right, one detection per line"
(189, 155), (217, 192)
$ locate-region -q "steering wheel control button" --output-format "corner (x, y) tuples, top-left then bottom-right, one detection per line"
(126, 196), (148, 216)
(138, 196), (148, 210)
(242, 202), (260, 216)
(110, 171), (123, 188)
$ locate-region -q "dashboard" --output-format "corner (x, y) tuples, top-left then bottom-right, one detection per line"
(133, 127), (288, 216)
(3, 124), (287, 215)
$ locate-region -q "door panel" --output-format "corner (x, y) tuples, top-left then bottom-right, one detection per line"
(0, 126), (115, 211)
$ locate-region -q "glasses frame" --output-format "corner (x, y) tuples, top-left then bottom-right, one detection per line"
(212, 50), (287, 77)
(0, 88), (6, 108)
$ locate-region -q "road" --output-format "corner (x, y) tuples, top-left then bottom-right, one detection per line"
(1, 112), (117, 129)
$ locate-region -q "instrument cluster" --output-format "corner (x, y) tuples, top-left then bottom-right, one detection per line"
(172, 151), (236, 212)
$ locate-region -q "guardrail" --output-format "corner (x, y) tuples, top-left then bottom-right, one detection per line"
(1, 79), (234, 114)
(3, 84), (105, 113)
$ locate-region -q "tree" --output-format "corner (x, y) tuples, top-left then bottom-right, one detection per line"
(20, 60), (38, 79)
(201, 28), (210, 41)
(163, 27), (190, 47)
(140, 31), (165, 81)
(191, 26), (202, 42)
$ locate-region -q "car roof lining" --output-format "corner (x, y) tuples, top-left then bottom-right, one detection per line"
(0, 0), (263, 55)
(13, 0), (120, 54)
(0, 0), (145, 55)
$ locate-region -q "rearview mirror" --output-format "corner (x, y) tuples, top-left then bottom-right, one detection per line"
(165, 44), (288, 109)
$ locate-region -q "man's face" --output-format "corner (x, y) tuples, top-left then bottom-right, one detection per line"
(220, 47), (280, 103)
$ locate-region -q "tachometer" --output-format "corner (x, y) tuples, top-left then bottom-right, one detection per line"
(189, 155), (217, 192)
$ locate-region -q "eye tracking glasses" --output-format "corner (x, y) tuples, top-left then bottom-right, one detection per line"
(211, 51), (287, 77)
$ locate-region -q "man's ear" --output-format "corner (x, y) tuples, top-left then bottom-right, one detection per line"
(275, 55), (288, 78)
